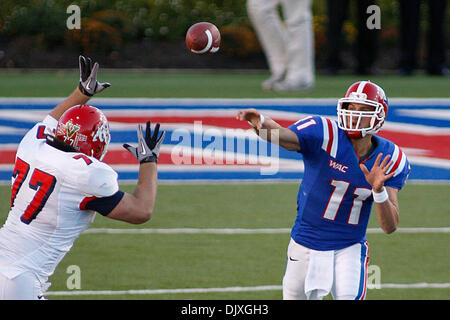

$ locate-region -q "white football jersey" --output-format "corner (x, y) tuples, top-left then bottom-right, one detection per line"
(0, 115), (119, 284)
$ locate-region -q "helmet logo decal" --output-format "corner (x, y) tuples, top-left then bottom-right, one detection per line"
(57, 119), (81, 145)
(349, 92), (367, 100)
(92, 122), (110, 144)
(65, 120), (80, 139)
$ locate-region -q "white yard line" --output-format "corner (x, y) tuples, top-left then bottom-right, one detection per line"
(50, 226), (449, 297)
(45, 283), (450, 296)
(83, 227), (450, 235)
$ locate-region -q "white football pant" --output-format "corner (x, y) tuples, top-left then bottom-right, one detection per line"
(0, 271), (45, 300)
(282, 238), (369, 300)
(247, 0), (315, 86)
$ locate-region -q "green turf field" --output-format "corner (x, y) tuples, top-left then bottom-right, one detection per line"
(0, 183), (449, 300)
(0, 71), (449, 98)
(0, 71), (449, 300)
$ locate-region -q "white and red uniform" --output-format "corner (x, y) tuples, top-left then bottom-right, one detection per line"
(0, 115), (121, 299)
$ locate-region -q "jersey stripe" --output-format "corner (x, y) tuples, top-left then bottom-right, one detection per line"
(386, 145), (400, 174)
(321, 117), (338, 158)
(326, 119), (333, 155)
(386, 145), (407, 177)
(393, 150), (407, 177)
(321, 117), (329, 153)
(79, 191), (124, 216)
(80, 196), (96, 210)
(390, 149), (403, 174)
(356, 241), (369, 300)
(330, 120), (338, 158)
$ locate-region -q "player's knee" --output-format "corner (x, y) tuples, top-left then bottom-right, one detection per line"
(282, 286), (307, 300)
(282, 275), (307, 300)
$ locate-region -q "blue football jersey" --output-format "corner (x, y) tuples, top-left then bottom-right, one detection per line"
(288, 116), (410, 251)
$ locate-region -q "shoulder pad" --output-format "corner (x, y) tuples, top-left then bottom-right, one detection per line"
(75, 160), (119, 197)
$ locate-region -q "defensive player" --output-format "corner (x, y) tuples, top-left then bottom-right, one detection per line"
(237, 81), (410, 300)
(0, 56), (165, 300)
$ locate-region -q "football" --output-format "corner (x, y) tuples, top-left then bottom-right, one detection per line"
(185, 22), (221, 55)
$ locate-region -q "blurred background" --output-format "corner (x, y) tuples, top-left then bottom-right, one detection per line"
(0, 0), (448, 73)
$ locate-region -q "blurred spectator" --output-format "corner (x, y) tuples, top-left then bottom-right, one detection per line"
(399, 0), (448, 76)
(325, 0), (380, 75)
(247, 0), (314, 91)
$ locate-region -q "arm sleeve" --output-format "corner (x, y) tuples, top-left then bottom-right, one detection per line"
(75, 161), (120, 197)
(80, 190), (125, 216)
(385, 157), (411, 190)
(18, 115), (59, 147)
(42, 115), (58, 133)
(76, 161), (122, 216)
(287, 116), (323, 156)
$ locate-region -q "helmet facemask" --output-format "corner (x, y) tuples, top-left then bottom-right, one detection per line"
(337, 94), (386, 138)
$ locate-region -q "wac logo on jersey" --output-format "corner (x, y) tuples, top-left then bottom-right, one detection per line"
(329, 159), (348, 173)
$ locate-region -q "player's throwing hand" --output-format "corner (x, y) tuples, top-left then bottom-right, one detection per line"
(360, 153), (395, 192)
(236, 108), (263, 130)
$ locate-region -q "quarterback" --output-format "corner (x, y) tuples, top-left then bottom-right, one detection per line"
(237, 81), (410, 300)
(0, 56), (165, 299)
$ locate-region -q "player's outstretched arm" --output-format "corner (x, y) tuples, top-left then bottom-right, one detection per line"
(360, 153), (399, 234)
(49, 56), (110, 121)
(236, 108), (301, 151)
(107, 121), (165, 224)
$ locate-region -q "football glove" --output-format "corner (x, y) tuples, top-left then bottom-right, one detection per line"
(78, 55), (111, 96)
(123, 121), (166, 163)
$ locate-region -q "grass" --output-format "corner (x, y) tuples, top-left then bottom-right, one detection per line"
(0, 183), (449, 300)
(0, 71), (448, 301)
(0, 71), (449, 98)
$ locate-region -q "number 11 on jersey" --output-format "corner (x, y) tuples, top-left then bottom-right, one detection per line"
(323, 179), (372, 225)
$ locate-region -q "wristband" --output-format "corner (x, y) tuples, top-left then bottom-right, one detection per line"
(79, 82), (94, 97)
(372, 187), (389, 203)
(140, 154), (158, 164)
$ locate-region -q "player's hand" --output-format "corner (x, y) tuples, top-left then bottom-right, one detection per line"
(123, 121), (166, 163)
(360, 153), (395, 192)
(236, 108), (262, 130)
(78, 55), (111, 96)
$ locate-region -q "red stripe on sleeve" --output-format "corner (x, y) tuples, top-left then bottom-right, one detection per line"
(326, 119), (334, 155)
(390, 149), (403, 174)
(80, 196), (97, 210)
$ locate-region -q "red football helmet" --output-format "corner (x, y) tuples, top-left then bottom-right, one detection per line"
(337, 80), (388, 139)
(55, 104), (111, 161)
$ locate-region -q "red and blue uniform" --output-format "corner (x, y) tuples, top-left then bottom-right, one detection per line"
(288, 115), (410, 251)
